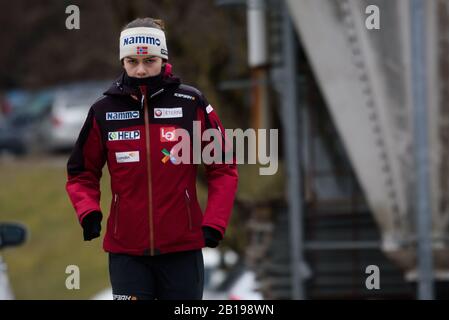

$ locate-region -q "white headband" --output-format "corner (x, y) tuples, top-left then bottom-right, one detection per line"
(119, 27), (168, 60)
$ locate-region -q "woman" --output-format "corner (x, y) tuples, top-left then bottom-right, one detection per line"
(66, 17), (238, 300)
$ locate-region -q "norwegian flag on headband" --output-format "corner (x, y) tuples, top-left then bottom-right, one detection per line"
(136, 46), (148, 55)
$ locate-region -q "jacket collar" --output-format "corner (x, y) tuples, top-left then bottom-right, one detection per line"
(104, 63), (181, 99)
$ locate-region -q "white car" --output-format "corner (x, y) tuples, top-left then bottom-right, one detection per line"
(39, 81), (110, 152)
(0, 222), (28, 300)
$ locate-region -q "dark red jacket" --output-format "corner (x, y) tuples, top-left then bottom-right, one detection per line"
(66, 64), (238, 256)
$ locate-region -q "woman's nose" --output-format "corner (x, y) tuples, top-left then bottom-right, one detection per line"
(136, 64), (147, 77)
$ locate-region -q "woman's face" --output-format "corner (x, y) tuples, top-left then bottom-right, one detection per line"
(123, 56), (163, 78)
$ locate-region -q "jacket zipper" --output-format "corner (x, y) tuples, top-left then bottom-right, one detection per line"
(141, 87), (155, 256)
(184, 189), (192, 230)
(113, 194), (120, 236)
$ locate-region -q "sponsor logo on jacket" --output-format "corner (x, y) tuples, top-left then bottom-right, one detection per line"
(160, 127), (176, 142)
(113, 294), (138, 300)
(108, 130), (140, 141)
(174, 93), (195, 101)
(116, 151), (140, 163)
(161, 148), (177, 164)
(206, 104), (214, 114)
(106, 111), (140, 121)
(154, 107), (183, 119)
(123, 36), (161, 46)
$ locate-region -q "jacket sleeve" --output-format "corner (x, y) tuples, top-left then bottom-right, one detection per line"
(197, 97), (238, 237)
(66, 107), (106, 225)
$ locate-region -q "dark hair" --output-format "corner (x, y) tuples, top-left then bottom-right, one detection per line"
(122, 17), (165, 31)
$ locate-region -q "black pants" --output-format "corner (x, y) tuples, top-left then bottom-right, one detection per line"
(109, 249), (204, 300)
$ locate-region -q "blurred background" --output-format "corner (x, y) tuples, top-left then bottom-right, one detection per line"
(0, 0), (448, 300)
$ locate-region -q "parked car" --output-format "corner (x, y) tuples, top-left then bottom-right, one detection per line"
(0, 91), (37, 155)
(39, 81), (109, 152)
(0, 222), (28, 300)
(0, 91), (55, 155)
(0, 81), (110, 155)
(3, 90), (33, 115)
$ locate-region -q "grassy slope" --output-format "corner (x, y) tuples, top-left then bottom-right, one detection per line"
(0, 157), (111, 299)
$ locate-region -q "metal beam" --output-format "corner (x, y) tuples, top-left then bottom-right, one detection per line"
(215, 0), (246, 7)
(410, 0), (435, 300)
(279, 0), (306, 300)
(304, 241), (381, 251)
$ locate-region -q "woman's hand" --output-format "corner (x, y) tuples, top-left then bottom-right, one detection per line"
(202, 226), (223, 248)
(81, 211), (102, 241)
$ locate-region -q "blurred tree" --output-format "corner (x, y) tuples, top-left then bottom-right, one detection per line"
(0, 0), (247, 94)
